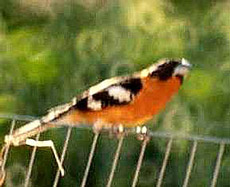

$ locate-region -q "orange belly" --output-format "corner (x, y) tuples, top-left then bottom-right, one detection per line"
(70, 77), (181, 127)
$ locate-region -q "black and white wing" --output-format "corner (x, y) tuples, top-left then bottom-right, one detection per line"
(73, 77), (143, 111)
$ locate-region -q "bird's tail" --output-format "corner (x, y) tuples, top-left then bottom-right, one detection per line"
(4, 120), (56, 146)
(0, 102), (79, 185)
(0, 118), (54, 186)
(0, 119), (57, 186)
(4, 101), (76, 146)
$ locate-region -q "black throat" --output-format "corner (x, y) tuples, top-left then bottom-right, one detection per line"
(150, 60), (180, 81)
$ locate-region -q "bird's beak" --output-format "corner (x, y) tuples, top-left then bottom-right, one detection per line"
(173, 58), (192, 77)
(181, 58), (192, 69)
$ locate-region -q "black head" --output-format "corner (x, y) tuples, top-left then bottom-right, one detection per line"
(149, 58), (191, 81)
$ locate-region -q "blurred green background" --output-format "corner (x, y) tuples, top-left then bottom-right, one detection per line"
(0, 0), (230, 186)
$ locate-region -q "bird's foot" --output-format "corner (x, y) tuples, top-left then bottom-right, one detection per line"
(136, 126), (150, 141)
(92, 120), (104, 134)
(109, 125), (125, 139)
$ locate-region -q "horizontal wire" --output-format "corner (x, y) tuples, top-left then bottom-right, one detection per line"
(146, 131), (230, 145)
(0, 114), (229, 187)
(1, 113), (230, 145)
(0, 113), (37, 121)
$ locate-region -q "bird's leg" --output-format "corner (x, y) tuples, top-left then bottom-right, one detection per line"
(25, 139), (65, 176)
(109, 124), (125, 139)
(136, 126), (150, 141)
(92, 120), (104, 134)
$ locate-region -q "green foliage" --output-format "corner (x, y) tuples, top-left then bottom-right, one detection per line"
(0, 0), (230, 186)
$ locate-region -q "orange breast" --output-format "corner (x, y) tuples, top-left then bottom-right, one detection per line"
(71, 77), (181, 127)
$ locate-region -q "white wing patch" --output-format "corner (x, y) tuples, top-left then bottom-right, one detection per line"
(42, 102), (73, 123)
(87, 95), (102, 111)
(87, 76), (128, 96)
(13, 120), (41, 137)
(107, 86), (132, 102)
(138, 64), (157, 77)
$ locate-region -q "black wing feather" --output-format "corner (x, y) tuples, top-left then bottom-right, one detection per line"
(73, 77), (143, 111)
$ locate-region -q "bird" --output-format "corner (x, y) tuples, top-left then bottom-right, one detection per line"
(4, 58), (191, 146)
(0, 58), (191, 178)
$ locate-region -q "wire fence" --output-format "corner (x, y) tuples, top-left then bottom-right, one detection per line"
(0, 113), (229, 187)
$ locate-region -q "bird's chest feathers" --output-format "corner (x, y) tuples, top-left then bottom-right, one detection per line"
(133, 77), (181, 116)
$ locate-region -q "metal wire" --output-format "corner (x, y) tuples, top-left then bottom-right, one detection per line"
(211, 142), (225, 187)
(147, 131), (230, 145)
(1, 120), (16, 171)
(131, 136), (149, 187)
(182, 140), (198, 187)
(1, 114), (230, 144)
(53, 127), (72, 187)
(80, 132), (100, 187)
(0, 114), (37, 121)
(0, 114), (230, 187)
(24, 133), (40, 187)
(156, 138), (173, 187)
(106, 135), (124, 187)
(0, 120), (16, 186)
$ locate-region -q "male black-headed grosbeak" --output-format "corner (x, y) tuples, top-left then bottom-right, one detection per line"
(1, 58), (191, 179)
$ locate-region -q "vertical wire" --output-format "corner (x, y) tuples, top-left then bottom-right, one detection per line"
(106, 135), (124, 187)
(24, 133), (40, 187)
(1, 120), (16, 170)
(0, 116), (229, 187)
(131, 137), (149, 187)
(80, 132), (100, 187)
(0, 120), (16, 186)
(53, 127), (72, 187)
(156, 138), (173, 187)
(210, 143), (225, 187)
(182, 140), (198, 187)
